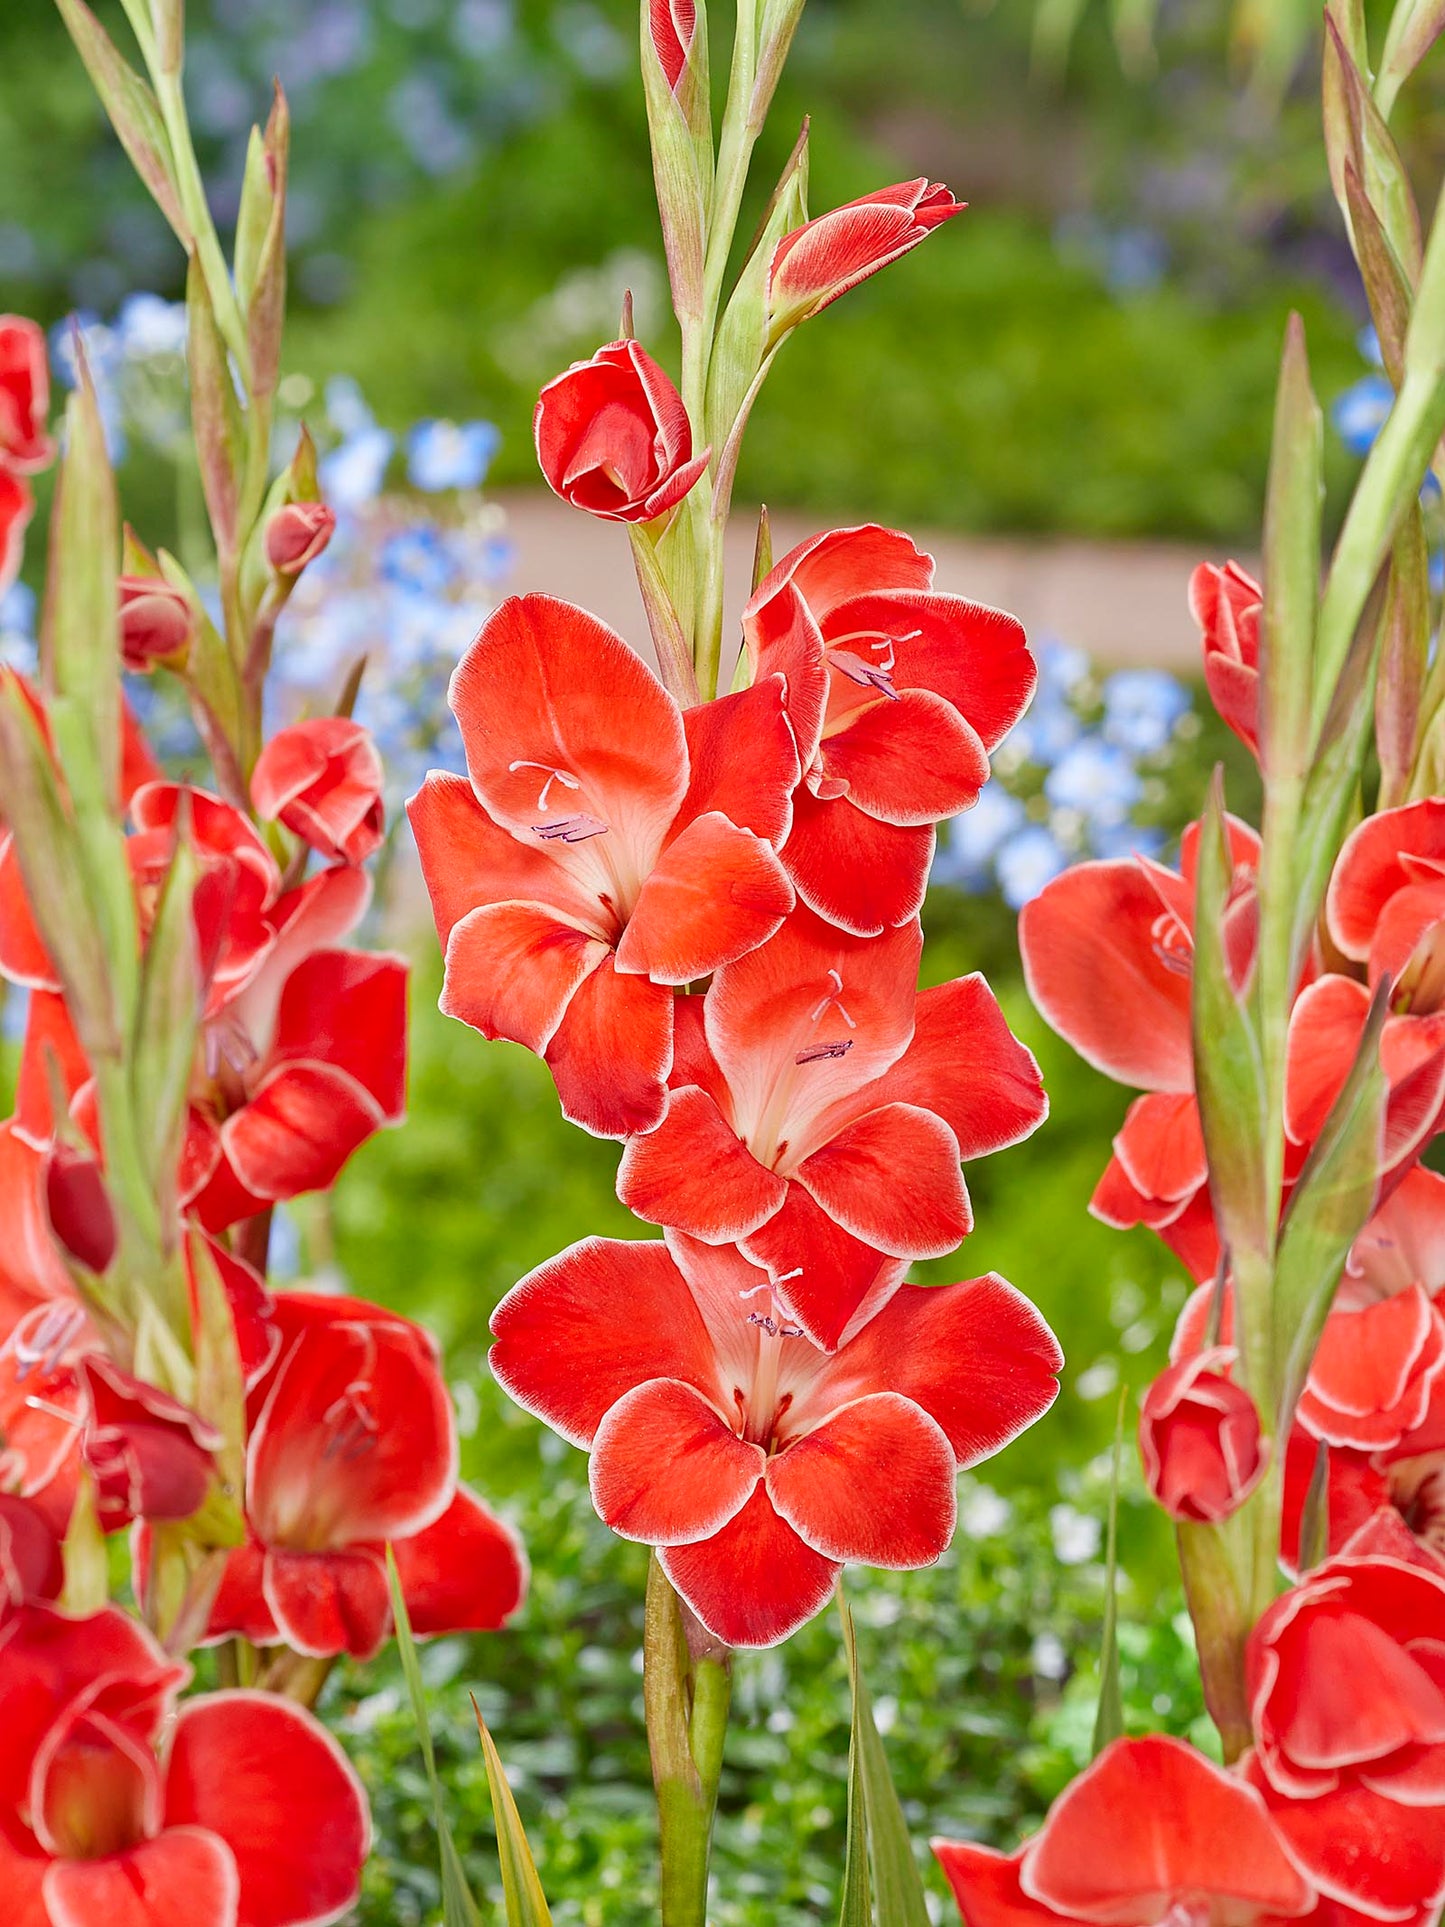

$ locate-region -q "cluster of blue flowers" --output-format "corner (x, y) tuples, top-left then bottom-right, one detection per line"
(930, 641), (1195, 908)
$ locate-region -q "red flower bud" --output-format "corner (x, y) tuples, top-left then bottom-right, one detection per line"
(1190, 560), (1260, 756)
(77, 1355), (221, 1530)
(0, 315), (54, 472)
(250, 716), (385, 864)
(118, 573), (195, 671)
(265, 499), (337, 575)
(1138, 1346), (1265, 1523)
(767, 179), (965, 327)
(533, 338), (709, 524)
(44, 1144), (117, 1274)
(649, 0), (697, 90)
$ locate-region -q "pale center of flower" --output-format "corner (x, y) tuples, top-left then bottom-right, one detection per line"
(732, 1276), (806, 1450)
(508, 757), (663, 937)
(1396, 924), (1445, 1016)
(748, 969), (858, 1170)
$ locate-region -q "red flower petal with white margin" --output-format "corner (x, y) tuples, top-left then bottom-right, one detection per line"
(206, 1534), (279, 1644)
(1328, 800), (1445, 962)
(617, 1086), (788, 1242)
(0, 831), (57, 988)
(43, 1830), (239, 1927)
(794, 1102), (970, 1259)
(855, 974), (1047, 1161)
(1371, 878), (1445, 992)
(780, 783), (934, 936)
(933, 1842), (1062, 1927)
(1348, 1166), (1445, 1301)
(1245, 1755), (1445, 1918)
(448, 594), (687, 848)
(407, 770), (605, 951)
(0, 1492), (63, 1604)
(1021, 1737), (1313, 1920)
(1300, 1287), (1445, 1452)
(263, 1546), (392, 1659)
(589, 1378), (764, 1544)
(1019, 858), (1195, 1092)
(442, 903), (606, 1050)
(660, 1484), (839, 1648)
(1111, 1090), (1207, 1204)
(758, 525), (936, 628)
(740, 1182), (906, 1353)
(544, 956), (675, 1137)
(766, 1390), (956, 1565)
(490, 1237), (731, 1447)
(0, 1123), (75, 1322)
(676, 677), (799, 848)
(1286, 976), (1445, 1164)
(391, 1486), (528, 1636)
(163, 1691), (370, 1927)
(230, 864), (372, 1050)
(821, 689), (989, 827)
(268, 947), (407, 1117)
(742, 578), (829, 765)
(835, 590), (1034, 753)
(615, 812), (793, 984)
(246, 1310), (455, 1548)
(796, 1273), (1062, 1463)
(221, 1062), (386, 1204)
(14, 990), (86, 1142)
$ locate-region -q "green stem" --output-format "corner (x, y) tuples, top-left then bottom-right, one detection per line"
(153, 68), (251, 385)
(1176, 1518), (1255, 1763)
(645, 1555), (732, 1927)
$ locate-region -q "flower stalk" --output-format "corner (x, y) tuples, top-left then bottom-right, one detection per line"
(644, 1556), (733, 1927)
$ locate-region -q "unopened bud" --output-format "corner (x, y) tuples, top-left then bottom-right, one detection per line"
(265, 499), (336, 575)
(118, 573), (195, 671)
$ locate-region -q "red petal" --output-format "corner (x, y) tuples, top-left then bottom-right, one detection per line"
(220, 1061), (386, 1204)
(164, 1690), (370, 1927)
(822, 689), (989, 826)
(1300, 1287), (1445, 1451)
(270, 948), (408, 1117)
(206, 1535), (279, 1644)
(14, 990), (87, 1141)
(806, 1274), (1062, 1464)
(1328, 800), (1445, 961)
(1111, 1091), (1207, 1203)
(0, 832), (57, 988)
(1252, 1766), (1445, 1916)
(860, 975), (1047, 1160)
(932, 1843), (1059, 1927)
(1023, 1736), (1312, 1917)
(392, 1486), (527, 1635)
(1019, 859), (1194, 1091)
(677, 676), (799, 846)
(660, 1484), (839, 1647)
(796, 1101), (970, 1258)
(490, 1237), (728, 1447)
(740, 1182), (908, 1353)
(741, 578), (829, 764)
(544, 957), (674, 1137)
(263, 1546), (392, 1659)
(617, 1086), (788, 1241)
(767, 1390), (956, 1565)
(442, 902), (606, 1050)
(448, 594), (686, 847)
(781, 784), (933, 936)
(1286, 976), (1373, 1146)
(839, 589), (1034, 752)
(590, 1378), (763, 1543)
(758, 525), (935, 626)
(616, 812), (793, 984)
(43, 1829), (239, 1927)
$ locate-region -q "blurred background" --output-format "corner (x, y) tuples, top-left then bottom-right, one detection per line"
(0, 1), (1426, 1920)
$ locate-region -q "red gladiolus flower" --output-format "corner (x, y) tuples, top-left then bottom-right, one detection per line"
(1246, 1556), (1445, 1916)
(0, 316), (53, 471)
(0, 463), (31, 595)
(533, 340), (709, 523)
(768, 181), (965, 329)
(741, 524), (1035, 935)
(933, 1735), (1314, 1925)
(0, 1492), (63, 1611)
(1191, 559), (1261, 756)
(1297, 1285), (1445, 1453)
(1139, 1345), (1265, 1524)
(206, 1292), (524, 1658)
(616, 906), (1046, 1349)
(251, 718), (385, 865)
(118, 573), (195, 670)
(491, 1232), (1059, 1647)
(77, 1356), (221, 1531)
(408, 594), (798, 1138)
(0, 1600), (369, 1927)
(1328, 799), (1445, 1023)
(265, 500), (336, 575)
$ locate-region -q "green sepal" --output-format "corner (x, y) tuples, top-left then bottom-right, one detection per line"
(186, 253), (245, 568)
(837, 1596), (931, 1927)
(640, 0), (713, 322)
(59, 1470), (111, 1616)
(1258, 312), (1321, 786)
(1344, 162), (1413, 388)
(1376, 504), (1430, 808)
(1378, 0), (1445, 119)
(1323, 10), (1422, 281)
(1297, 1437), (1332, 1573)
(53, 0), (189, 244)
(244, 86), (290, 405)
(129, 813), (202, 1219)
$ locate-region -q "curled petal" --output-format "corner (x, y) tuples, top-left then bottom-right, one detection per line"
(392, 1486), (527, 1636)
(590, 1378), (764, 1544)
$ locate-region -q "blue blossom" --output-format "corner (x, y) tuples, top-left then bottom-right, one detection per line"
(1090, 821), (1166, 862)
(1359, 324), (1383, 368)
(407, 418), (501, 492)
(324, 375), (378, 440)
(1004, 692), (1081, 766)
(1101, 668), (1191, 756)
(1433, 548), (1445, 599)
(1034, 635), (1091, 698)
(1044, 736), (1142, 828)
(1333, 374), (1393, 457)
(379, 525), (460, 596)
(996, 826), (1068, 908)
(931, 787), (1026, 891)
(1, 985), (30, 1045)
(320, 427), (395, 509)
(114, 292), (188, 360)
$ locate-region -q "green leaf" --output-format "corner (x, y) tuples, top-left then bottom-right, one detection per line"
(1272, 985), (1390, 1429)
(1378, 0), (1445, 119)
(473, 1703), (556, 1927)
(130, 817), (201, 1217)
(384, 1550), (483, 1927)
(186, 254), (244, 566)
(1092, 1389), (1128, 1756)
(838, 1598), (931, 1927)
(1258, 312), (1322, 784)
(53, 0), (189, 243)
(244, 86), (290, 406)
(1343, 163), (1413, 388)
(1376, 504), (1430, 806)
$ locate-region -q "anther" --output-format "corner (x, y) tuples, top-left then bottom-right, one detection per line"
(534, 814), (609, 843)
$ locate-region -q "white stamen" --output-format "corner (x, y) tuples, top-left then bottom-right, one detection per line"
(508, 759), (582, 812)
